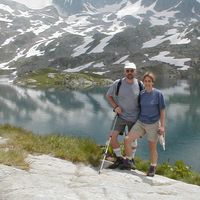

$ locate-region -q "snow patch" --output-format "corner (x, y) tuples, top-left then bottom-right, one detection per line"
(1, 36), (16, 46)
(26, 24), (51, 35)
(93, 71), (109, 75)
(72, 37), (94, 57)
(142, 28), (191, 48)
(116, 0), (142, 19)
(93, 62), (104, 68)
(64, 62), (94, 72)
(49, 31), (65, 39)
(149, 51), (191, 70)
(0, 4), (14, 14)
(17, 10), (33, 18)
(88, 35), (113, 54)
(12, 0), (52, 9)
(25, 42), (45, 58)
(0, 17), (12, 23)
(113, 55), (129, 64)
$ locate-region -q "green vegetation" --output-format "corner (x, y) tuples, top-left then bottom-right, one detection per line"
(0, 150), (29, 170)
(156, 160), (200, 186)
(16, 67), (64, 88)
(0, 124), (102, 170)
(135, 158), (200, 186)
(14, 67), (112, 89)
(106, 145), (200, 186)
(0, 124), (199, 186)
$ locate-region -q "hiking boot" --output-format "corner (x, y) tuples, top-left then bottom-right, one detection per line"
(108, 156), (124, 169)
(119, 158), (136, 170)
(147, 165), (156, 177)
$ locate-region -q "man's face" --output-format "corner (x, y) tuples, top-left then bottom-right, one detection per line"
(125, 68), (135, 80)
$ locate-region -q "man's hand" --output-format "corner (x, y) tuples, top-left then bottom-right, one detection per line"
(114, 106), (122, 115)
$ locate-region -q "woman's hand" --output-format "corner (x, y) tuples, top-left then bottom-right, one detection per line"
(158, 126), (165, 135)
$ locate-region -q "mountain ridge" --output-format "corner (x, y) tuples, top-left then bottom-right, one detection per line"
(0, 0), (200, 79)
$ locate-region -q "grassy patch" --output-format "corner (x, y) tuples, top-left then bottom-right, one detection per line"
(135, 157), (200, 186)
(15, 68), (64, 88)
(156, 160), (200, 186)
(14, 67), (112, 89)
(106, 146), (200, 186)
(0, 150), (29, 170)
(0, 124), (102, 170)
(1, 124), (199, 186)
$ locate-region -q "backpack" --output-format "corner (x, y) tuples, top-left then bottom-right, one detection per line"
(115, 79), (144, 96)
(115, 79), (144, 105)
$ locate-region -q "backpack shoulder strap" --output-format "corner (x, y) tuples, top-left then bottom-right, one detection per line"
(115, 79), (122, 96)
(137, 80), (144, 108)
(138, 80), (144, 91)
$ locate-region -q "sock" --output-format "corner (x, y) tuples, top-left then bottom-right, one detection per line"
(126, 156), (133, 160)
(131, 140), (137, 158)
(113, 148), (122, 157)
(132, 148), (136, 158)
(151, 163), (157, 167)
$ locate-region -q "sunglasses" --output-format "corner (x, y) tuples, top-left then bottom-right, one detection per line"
(126, 69), (134, 73)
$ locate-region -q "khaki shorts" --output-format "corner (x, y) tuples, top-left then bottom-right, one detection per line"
(130, 120), (159, 142)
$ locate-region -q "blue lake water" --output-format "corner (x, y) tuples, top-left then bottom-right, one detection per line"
(0, 76), (200, 172)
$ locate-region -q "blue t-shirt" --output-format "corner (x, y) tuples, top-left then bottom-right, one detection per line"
(139, 88), (165, 124)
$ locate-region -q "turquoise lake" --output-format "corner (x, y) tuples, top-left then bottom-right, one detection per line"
(0, 76), (199, 172)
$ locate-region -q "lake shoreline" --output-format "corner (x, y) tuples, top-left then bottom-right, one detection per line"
(0, 125), (200, 186)
(0, 76), (200, 173)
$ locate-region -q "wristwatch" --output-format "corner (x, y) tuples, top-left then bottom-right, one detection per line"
(113, 105), (119, 112)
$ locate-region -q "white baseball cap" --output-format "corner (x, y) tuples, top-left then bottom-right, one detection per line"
(124, 62), (136, 69)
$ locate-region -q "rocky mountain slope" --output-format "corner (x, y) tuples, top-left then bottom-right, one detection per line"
(0, 0), (200, 80)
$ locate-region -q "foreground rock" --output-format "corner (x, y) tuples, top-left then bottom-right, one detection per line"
(0, 154), (199, 200)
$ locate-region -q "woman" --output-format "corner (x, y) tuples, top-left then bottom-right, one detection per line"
(123, 72), (166, 176)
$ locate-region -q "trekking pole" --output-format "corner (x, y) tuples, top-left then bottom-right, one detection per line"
(98, 114), (118, 174)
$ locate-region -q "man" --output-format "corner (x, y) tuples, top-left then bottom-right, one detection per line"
(106, 62), (143, 170)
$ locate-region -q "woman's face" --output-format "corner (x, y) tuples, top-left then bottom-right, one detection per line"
(143, 76), (153, 89)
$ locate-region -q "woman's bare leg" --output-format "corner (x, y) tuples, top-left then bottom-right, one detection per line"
(148, 141), (158, 165)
